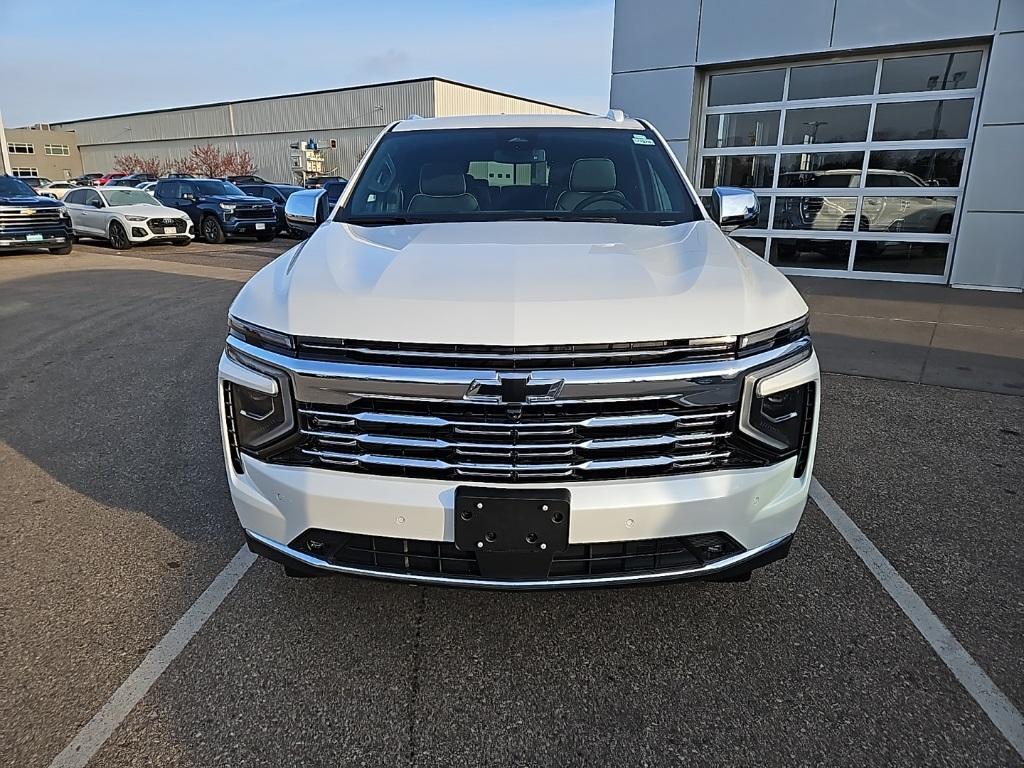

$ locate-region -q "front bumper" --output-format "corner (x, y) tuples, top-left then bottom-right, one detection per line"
(222, 217), (277, 235)
(0, 228), (71, 249)
(127, 221), (193, 242)
(218, 338), (819, 588)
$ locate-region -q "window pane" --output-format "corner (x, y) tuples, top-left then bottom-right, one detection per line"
(872, 99), (973, 141)
(778, 152), (864, 188)
(861, 196), (956, 234)
(704, 111), (779, 148)
(879, 51), (982, 93)
(700, 155), (776, 188)
(708, 69), (785, 106)
(867, 149), (965, 187)
(769, 238), (851, 269)
(732, 236), (766, 256)
(774, 196), (858, 231)
(783, 105), (871, 144)
(853, 241), (947, 275)
(788, 60), (877, 99)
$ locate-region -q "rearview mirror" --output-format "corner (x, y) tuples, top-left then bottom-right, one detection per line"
(710, 187), (759, 232)
(285, 188), (327, 234)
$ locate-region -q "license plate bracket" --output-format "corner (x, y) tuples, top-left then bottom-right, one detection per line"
(454, 487), (571, 580)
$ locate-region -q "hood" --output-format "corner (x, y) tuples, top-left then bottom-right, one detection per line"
(205, 195), (271, 205)
(230, 220), (808, 346)
(113, 203), (188, 218)
(0, 194), (63, 208)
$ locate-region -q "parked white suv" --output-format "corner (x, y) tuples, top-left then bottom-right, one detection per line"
(64, 186), (193, 248)
(220, 113), (819, 588)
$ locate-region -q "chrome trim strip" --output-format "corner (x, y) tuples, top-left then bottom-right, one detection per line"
(246, 530), (791, 589)
(297, 408), (735, 430)
(301, 343), (736, 362)
(226, 335), (811, 405)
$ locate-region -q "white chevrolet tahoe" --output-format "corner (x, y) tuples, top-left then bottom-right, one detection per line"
(219, 113), (819, 588)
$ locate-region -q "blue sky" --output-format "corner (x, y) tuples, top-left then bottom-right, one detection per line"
(0, 0), (614, 126)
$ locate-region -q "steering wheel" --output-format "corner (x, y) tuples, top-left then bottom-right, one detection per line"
(572, 192), (634, 211)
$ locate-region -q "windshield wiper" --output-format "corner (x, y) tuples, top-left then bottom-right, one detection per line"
(341, 215), (421, 227)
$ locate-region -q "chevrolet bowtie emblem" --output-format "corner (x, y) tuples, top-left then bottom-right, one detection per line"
(20, 209), (35, 215)
(465, 373), (564, 404)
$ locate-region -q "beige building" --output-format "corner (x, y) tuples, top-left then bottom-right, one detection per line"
(53, 77), (584, 183)
(4, 125), (83, 180)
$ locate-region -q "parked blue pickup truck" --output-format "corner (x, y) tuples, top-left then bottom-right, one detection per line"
(0, 175), (74, 254)
(154, 178), (277, 244)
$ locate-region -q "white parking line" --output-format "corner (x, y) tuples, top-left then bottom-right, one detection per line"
(811, 478), (1024, 760)
(47, 546), (257, 768)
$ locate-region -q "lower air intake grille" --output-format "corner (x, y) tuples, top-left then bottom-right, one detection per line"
(291, 529), (743, 580)
(222, 381), (244, 474)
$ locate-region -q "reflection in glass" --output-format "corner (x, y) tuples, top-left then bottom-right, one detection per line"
(788, 60), (877, 100)
(708, 69), (786, 106)
(860, 197), (956, 234)
(872, 99), (973, 141)
(769, 238), (851, 269)
(868, 149), (965, 187)
(704, 111), (780, 148)
(732, 236), (766, 257)
(777, 152), (864, 188)
(700, 155), (775, 188)
(853, 241), (947, 275)
(782, 105), (871, 144)
(773, 196), (858, 231)
(879, 51), (982, 94)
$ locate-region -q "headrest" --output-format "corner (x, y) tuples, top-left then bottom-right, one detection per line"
(569, 158), (616, 193)
(419, 163), (466, 196)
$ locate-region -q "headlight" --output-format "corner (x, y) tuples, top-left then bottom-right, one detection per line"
(57, 207), (69, 219)
(228, 315), (294, 353)
(744, 383), (811, 451)
(223, 349), (295, 452)
(738, 350), (816, 468)
(220, 203), (236, 212)
(738, 316), (808, 357)
(126, 215), (147, 222)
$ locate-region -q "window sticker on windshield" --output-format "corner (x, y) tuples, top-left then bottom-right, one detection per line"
(632, 134), (655, 146)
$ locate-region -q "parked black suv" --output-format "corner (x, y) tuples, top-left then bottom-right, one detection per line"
(0, 175), (73, 254)
(237, 183), (303, 235)
(107, 173), (159, 187)
(154, 178), (277, 243)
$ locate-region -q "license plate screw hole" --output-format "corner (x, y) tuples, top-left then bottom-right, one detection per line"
(485, 531), (497, 542)
(526, 533), (538, 544)
(551, 511), (565, 524)
(460, 509), (473, 520)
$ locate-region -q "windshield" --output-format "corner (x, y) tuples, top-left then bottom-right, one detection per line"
(194, 180), (245, 196)
(0, 177), (36, 196)
(339, 127), (701, 226)
(102, 189), (160, 207)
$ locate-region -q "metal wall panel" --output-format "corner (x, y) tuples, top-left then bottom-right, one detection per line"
(610, 67), (695, 140)
(62, 105), (233, 145)
(432, 81), (580, 117)
(612, 0), (700, 73)
(230, 80), (435, 135)
(979, 31), (1024, 125)
(697, 0), (835, 64)
(832, 0), (999, 49)
(951, 212), (1024, 289)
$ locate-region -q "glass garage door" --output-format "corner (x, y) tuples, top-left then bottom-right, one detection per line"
(696, 47), (987, 282)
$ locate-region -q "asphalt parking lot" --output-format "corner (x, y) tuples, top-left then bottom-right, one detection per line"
(1, 239), (1022, 767)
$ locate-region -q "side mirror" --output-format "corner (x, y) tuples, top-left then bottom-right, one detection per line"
(710, 187), (759, 232)
(91, 199), (104, 209)
(285, 188), (327, 232)
(181, 193), (195, 201)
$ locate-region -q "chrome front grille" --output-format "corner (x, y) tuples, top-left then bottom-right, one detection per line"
(294, 337), (738, 370)
(286, 397), (756, 482)
(0, 207), (64, 234)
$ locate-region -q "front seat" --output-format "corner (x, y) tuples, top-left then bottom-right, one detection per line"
(555, 158), (627, 211)
(407, 163), (479, 213)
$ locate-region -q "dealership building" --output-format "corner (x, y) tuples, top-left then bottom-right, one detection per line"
(610, 0), (1024, 291)
(52, 77), (580, 187)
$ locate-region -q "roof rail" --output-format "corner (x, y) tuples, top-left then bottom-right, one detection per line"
(606, 109), (627, 122)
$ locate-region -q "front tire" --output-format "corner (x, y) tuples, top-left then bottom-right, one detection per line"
(201, 216), (226, 244)
(49, 243), (73, 255)
(108, 221), (132, 250)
